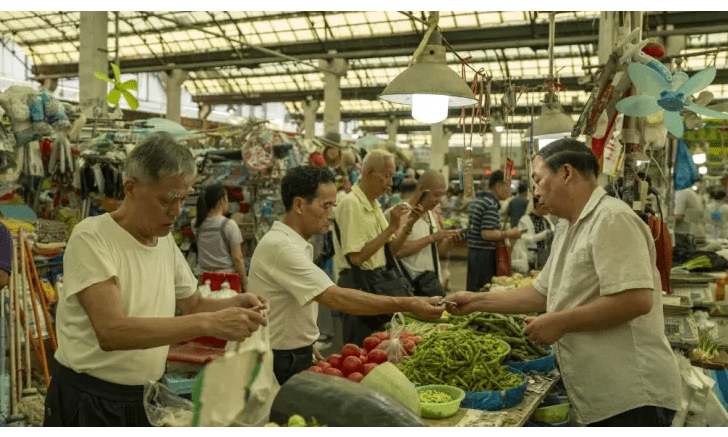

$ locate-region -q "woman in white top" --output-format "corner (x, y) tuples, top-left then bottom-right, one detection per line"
(193, 184), (247, 291)
(511, 197), (555, 274)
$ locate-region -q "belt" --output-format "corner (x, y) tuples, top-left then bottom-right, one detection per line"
(273, 344), (314, 354)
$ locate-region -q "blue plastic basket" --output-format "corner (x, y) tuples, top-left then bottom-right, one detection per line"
(162, 372), (199, 395)
(460, 367), (529, 411)
(506, 353), (555, 373)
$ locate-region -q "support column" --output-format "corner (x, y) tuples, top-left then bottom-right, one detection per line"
(491, 131), (502, 172)
(386, 117), (399, 143)
(41, 79), (58, 93)
(430, 123), (448, 171)
(79, 11), (108, 118)
(163, 69), (188, 124)
(319, 57), (348, 135)
(198, 103), (211, 130)
(303, 98), (319, 140)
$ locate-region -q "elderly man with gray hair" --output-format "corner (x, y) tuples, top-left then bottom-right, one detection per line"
(44, 132), (268, 427)
(334, 149), (427, 344)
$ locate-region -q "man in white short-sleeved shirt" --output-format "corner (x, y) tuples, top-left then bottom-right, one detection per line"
(45, 133), (268, 427)
(447, 139), (681, 427)
(249, 166), (447, 385)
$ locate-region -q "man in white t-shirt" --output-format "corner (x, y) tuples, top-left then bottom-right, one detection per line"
(674, 186), (705, 252)
(384, 170), (461, 297)
(45, 132), (268, 427)
(248, 166), (446, 385)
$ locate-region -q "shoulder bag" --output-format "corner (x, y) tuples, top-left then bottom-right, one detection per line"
(395, 213), (445, 298)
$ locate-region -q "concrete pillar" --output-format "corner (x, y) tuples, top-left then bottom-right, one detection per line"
(163, 69), (188, 124)
(303, 99), (319, 140)
(79, 11), (108, 118)
(597, 12), (615, 64)
(198, 103), (212, 121)
(491, 131), (502, 171)
(387, 117), (399, 142)
(430, 123), (448, 171)
(319, 58), (348, 135)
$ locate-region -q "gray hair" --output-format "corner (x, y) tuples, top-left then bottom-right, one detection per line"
(123, 132), (196, 183)
(362, 149), (394, 173)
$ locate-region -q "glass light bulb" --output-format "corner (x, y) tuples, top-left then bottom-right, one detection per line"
(699, 165), (708, 175)
(693, 153), (707, 165)
(411, 94), (448, 124)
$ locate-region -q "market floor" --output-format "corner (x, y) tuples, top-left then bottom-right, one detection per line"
(316, 258), (468, 357)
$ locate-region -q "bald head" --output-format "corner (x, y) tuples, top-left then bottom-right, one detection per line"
(418, 169), (446, 191)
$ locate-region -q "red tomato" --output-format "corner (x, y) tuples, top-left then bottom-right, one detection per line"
(402, 339), (415, 356)
(363, 336), (382, 352)
(340, 356), (363, 376)
(361, 363), (378, 376)
(359, 354), (368, 364)
(372, 332), (390, 341)
(367, 349), (388, 364)
(317, 361), (332, 370)
(410, 336), (421, 346)
(327, 354), (342, 369)
(341, 344), (361, 359)
(307, 366), (323, 373)
(347, 372), (364, 383)
(324, 367), (344, 377)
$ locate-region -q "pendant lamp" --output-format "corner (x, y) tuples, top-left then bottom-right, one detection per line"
(379, 13), (477, 124)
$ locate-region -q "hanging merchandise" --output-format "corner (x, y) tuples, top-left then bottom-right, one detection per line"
(674, 140), (700, 190)
(602, 114), (626, 177)
(94, 63), (139, 110)
(616, 64), (728, 138)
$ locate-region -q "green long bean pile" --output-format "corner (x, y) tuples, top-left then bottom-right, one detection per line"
(453, 313), (550, 361)
(397, 329), (524, 392)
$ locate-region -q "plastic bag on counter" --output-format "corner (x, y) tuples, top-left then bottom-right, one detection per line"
(194, 312), (278, 427)
(380, 313), (407, 364)
(143, 380), (194, 427)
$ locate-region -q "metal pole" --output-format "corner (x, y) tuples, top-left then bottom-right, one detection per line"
(548, 12), (555, 81)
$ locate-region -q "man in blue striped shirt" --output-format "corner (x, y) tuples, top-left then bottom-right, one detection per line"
(466, 170), (521, 291)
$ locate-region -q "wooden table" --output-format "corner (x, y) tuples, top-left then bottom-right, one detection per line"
(426, 370), (561, 427)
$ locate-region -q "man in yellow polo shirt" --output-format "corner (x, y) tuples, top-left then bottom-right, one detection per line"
(334, 149), (425, 344)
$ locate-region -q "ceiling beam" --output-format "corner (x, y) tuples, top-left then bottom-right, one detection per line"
(360, 122), (532, 134)
(192, 68), (728, 105)
(327, 105), (579, 122)
(29, 12), (728, 79)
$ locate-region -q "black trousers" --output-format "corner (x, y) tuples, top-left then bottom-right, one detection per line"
(466, 247), (497, 291)
(272, 345), (314, 386)
(43, 363), (151, 427)
(588, 405), (676, 427)
(337, 269), (389, 346)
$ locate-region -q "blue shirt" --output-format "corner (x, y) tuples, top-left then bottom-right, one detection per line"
(506, 196), (530, 228)
(467, 192), (501, 250)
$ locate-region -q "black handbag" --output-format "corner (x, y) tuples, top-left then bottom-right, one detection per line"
(333, 220), (414, 298)
(396, 214), (446, 298)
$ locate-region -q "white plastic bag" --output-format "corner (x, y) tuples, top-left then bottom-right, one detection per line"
(380, 313), (407, 364)
(143, 380), (194, 427)
(196, 319), (279, 427)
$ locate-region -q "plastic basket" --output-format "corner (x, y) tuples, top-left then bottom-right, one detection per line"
(506, 353), (555, 373)
(162, 372), (199, 395)
(417, 385), (466, 419)
(460, 367), (529, 411)
(531, 402), (570, 423)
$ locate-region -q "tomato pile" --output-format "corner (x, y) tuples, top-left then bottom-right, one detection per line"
(305, 331), (421, 382)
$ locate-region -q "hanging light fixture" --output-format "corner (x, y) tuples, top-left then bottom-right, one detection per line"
(525, 12), (574, 143)
(379, 12), (477, 124)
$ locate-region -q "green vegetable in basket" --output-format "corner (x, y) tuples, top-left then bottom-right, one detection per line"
(397, 328), (523, 392)
(419, 389), (453, 404)
(287, 414), (307, 427)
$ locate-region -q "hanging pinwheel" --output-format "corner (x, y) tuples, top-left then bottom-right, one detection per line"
(616, 63), (728, 138)
(94, 63), (139, 110)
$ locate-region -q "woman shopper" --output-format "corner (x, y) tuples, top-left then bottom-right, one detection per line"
(193, 184), (247, 291)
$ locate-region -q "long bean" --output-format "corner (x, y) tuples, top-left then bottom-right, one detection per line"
(397, 328), (522, 392)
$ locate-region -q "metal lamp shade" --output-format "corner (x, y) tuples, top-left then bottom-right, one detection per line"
(379, 45), (477, 108)
(526, 101), (574, 140)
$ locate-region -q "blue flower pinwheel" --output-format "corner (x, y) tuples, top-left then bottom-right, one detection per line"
(616, 63), (728, 138)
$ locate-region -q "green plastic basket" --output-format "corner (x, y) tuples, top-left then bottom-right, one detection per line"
(532, 402), (570, 424)
(417, 385), (466, 419)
